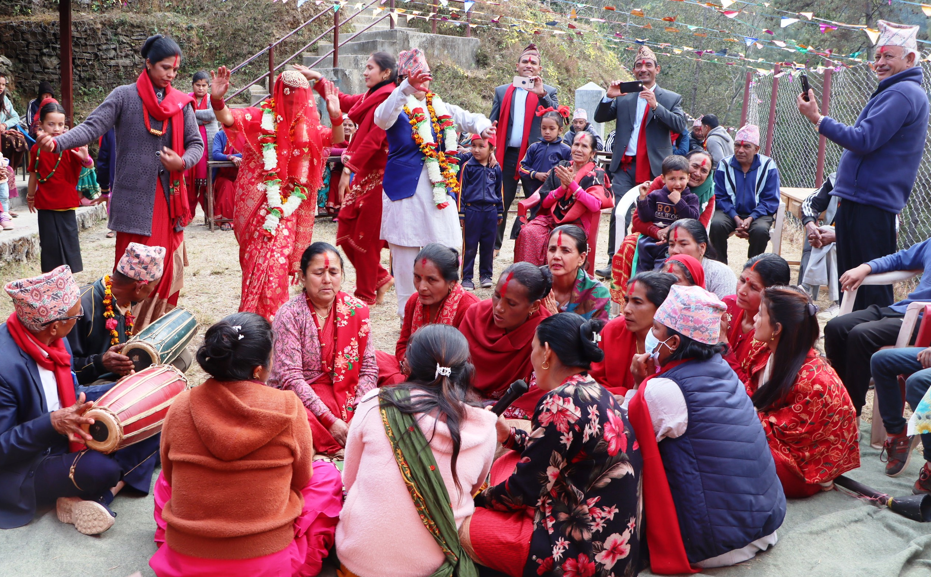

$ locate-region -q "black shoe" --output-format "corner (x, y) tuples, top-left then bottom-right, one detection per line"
(595, 267), (611, 279)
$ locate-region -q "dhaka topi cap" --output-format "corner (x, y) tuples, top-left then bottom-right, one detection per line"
(735, 124), (761, 147)
(877, 20), (919, 51)
(5, 265), (80, 332)
(653, 284), (726, 345)
(520, 43), (541, 60)
(572, 108), (588, 121)
(634, 45), (658, 65)
(117, 242), (166, 284)
(398, 48), (428, 78)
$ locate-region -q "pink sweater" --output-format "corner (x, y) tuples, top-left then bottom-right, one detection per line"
(336, 389), (497, 577)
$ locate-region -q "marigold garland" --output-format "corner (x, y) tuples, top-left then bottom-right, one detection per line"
(403, 92), (460, 209)
(102, 275), (134, 346)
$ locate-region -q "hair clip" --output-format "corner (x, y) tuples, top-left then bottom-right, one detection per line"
(435, 365), (452, 379)
(807, 303), (818, 317)
(593, 332), (602, 343)
(232, 325), (244, 340)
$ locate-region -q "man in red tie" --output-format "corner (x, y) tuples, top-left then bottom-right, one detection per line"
(489, 44), (559, 253)
(595, 46), (687, 278)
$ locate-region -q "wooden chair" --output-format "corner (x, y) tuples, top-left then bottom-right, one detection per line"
(837, 270), (928, 448)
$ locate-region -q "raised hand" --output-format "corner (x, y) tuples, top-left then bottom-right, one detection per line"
(407, 69), (432, 94)
(210, 66), (231, 101)
(293, 64), (323, 82)
(606, 80), (624, 99)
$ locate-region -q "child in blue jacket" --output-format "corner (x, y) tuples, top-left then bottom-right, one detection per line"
(519, 109), (572, 197)
(459, 134), (504, 290)
(636, 155), (700, 272)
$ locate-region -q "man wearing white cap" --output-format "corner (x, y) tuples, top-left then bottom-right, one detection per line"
(563, 108), (604, 151)
(797, 19), (929, 311)
(595, 45), (688, 277)
(709, 124), (781, 264)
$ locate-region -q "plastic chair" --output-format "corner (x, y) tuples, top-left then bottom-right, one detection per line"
(612, 185), (641, 254)
(837, 270), (928, 448)
(770, 200), (787, 257)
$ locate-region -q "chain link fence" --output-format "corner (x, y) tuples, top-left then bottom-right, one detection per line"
(745, 62), (931, 250)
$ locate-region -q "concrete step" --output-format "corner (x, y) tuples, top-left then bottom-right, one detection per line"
(0, 202), (108, 264)
(315, 38), (383, 58)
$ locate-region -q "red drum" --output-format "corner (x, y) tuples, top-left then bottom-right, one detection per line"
(82, 365), (188, 454)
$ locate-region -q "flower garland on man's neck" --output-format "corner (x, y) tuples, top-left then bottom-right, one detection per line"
(102, 274), (135, 346)
(257, 98), (307, 237)
(404, 92), (460, 209)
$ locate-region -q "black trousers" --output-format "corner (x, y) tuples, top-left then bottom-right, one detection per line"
(495, 148), (523, 251)
(823, 305), (905, 415)
(835, 200), (897, 311)
(607, 163), (638, 259)
(708, 210), (774, 265)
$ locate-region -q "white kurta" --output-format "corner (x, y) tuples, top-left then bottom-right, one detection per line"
(374, 80), (492, 249)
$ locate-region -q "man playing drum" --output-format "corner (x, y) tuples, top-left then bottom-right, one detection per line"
(68, 242), (192, 385)
(0, 266), (161, 535)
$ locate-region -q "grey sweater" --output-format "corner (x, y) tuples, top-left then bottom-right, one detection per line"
(55, 84), (204, 236)
(704, 126), (734, 168)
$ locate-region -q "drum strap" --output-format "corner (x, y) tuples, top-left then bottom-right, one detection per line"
(68, 451), (88, 491)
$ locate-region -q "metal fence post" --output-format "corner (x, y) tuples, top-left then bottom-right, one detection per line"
(333, 7), (340, 68)
(268, 43), (275, 90)
(432, 0), (437, 33)
(466, 2), (471, 37)
(814, 68), (833, 188)
(764, 64), (780, 157)
(390, 0), (396, 30)
(739, 70), (752, 127)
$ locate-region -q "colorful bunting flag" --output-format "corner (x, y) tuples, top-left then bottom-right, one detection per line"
(781, 17), (798, 27)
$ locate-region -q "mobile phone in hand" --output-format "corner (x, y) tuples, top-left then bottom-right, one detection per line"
(512, 76), (534, 90)
(800, 74), (810, 102)
(619, 81), (644, 94)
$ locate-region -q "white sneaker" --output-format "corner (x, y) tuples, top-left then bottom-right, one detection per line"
(56, 497), (115, 535)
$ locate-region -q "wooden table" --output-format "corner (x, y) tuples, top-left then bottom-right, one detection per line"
(780, 186), (817, 220)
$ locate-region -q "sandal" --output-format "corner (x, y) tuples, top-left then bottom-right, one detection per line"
(106, 230), (115, 239)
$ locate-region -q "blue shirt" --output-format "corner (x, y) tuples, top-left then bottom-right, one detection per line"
(867, 238), (931, 314)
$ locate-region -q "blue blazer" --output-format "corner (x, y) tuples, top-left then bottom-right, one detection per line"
(0, 324), (107, 529)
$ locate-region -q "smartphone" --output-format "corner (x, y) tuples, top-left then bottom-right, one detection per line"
(800, 74), (810, 101)
(619, 81), (644, 94)
(512, 76), (534, 90)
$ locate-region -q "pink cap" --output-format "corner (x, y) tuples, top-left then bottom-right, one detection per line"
(117, 242), (166, 283)
(735, 124), (760, 147)
(5, 265), (81, 332)
(654, 285), (726, 345)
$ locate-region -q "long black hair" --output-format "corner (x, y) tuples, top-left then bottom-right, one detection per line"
(370, 51), (398, 88)
(141, 34), (181, 64)
(38, 101), (66, 123)
(379, 324), (477, 495)
(536, 313), (605, 371)
(752, 286), (820, 412)
(196, 312), (273, 381)
(743, 253), (791, 287)
(300, 242), (344, 274)
(628, 271), (677, 307)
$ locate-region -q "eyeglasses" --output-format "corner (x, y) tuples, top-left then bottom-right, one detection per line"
(41, 305), (85, 326)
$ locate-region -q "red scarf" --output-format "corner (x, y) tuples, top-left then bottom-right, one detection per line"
(6, 314), (84, 453)
(666, 254), (706, 289)
(136, 70), (194, 228)
(552, 161), (599, 224)
(588, 317), (638, 395)
(495, 84), (540, 179)
(635, 104), (652, 182)
(324, 292), (370, 423)
(459, 299), (551, 399)
(410, 282), (466, 335)
(627, 359), (698, 575)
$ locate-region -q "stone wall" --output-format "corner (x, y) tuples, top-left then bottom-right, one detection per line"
(0, 16), (150, 112)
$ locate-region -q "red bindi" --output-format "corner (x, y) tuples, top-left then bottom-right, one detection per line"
(422, 258), (428, 268)
(501, 272), (514, 296)
(557, 231), (563, 247)
(673, 227), (679, 241)
(700, 158), (708, 168)
(324, 253), (330, 268)
(173, 54), (180, 68)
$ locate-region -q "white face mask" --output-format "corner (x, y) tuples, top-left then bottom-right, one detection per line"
(643, 328), (674, 371)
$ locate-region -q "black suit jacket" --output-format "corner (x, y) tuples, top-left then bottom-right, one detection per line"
(594, 86), (688, 175)
(490, 83), (559, 151)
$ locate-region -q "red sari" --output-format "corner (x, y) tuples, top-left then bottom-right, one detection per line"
(747, 351), (860, 496)
(376, 284), (480, 386)
(589, 316), (639, 396)
(332, 82), (395, 304)
(721, 294), (770, 385)
(459, 299), (552, 402)
(229, 75), (331, 320)
(214, 131), (245, 221)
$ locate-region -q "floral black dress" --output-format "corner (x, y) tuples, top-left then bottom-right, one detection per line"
(481, 374), (643, 577)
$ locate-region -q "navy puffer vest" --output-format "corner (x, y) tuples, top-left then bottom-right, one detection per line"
(658, 354), (786, 563)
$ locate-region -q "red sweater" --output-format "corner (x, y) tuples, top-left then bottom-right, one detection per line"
(29, 144), (83, 210)
(159, 379), (314, 560)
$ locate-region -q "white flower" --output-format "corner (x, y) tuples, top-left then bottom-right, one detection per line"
(262, 148), (277, 171)
(261, 109), (275, 132)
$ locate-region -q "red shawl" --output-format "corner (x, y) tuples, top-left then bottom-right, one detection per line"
(495, 84), (540, 179)
(7, 314), (83, 452)
(458, 299), (551, 399)
(722, 295), (770, 385)
(628, 359), (698, 575)
(325, 292), (370, 422)
(396, 284), (479, 361)
(635, 104), (652, 182)
(588, 316), (638, 395)
(667, 254), (706, 289)
(136, 70), (194, 228)
(324, 81), (394, 174)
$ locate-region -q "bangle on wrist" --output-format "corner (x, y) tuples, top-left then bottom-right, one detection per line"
(814, 115), (824, 130)
(210, 97), (226, 111)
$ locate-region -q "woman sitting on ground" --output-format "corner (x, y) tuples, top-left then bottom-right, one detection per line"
(459, 262), (552, 402)
(337, 324), (497, 577)
(376, 243), (480, 387)
(463, 313), (643, 577)
(151, 313), (342, 577)
(749, 286), (859, 498)
(722, 253), (790, 384)
(542, 224), (610, 321)
(610, 150), (716, 297)
(628, 285), (785, 572)
(268, 242), (377, 457)
(590, 271), (677, 398)
(514, 132), (611, 270)
(664, 253), (705, 288)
